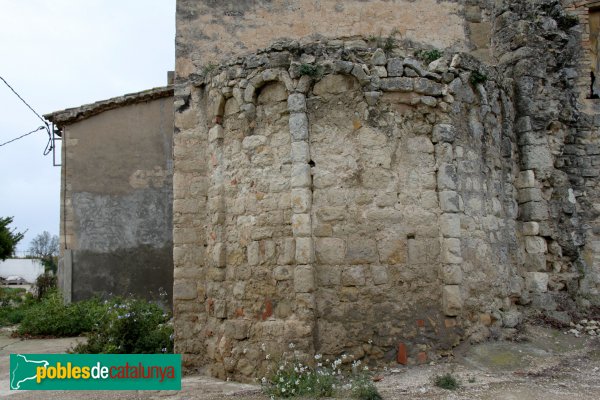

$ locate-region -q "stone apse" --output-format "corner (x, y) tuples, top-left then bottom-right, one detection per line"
(172, 0), (600, 380)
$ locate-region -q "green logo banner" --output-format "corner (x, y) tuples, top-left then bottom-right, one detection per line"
(10, 354), (181, 390)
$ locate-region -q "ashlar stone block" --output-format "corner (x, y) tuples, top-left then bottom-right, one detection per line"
(294, 265), (315, 293)
(288, 93), (307, 113)
(291, 213), (311, 237)
(315, 237), (345, 264)
(291, 141), (310, 163)
(289, 113), (309, 141)
(291, 188), (312, 213)
(345, 238), (378, 264)
(515, 170), (535, 189)
(441, 238), (462, 264)
(439, 191), (462, 212)
(291, 164), (312, 188)
(443, 285), (462, 316)
(437, 163), (457, 190)
(295, 237), (314, 264)
(371, 265), (388, 285)
(440, 213), (460, 238)
(441, 264), (463, 284)
(341, 265), (366, 286)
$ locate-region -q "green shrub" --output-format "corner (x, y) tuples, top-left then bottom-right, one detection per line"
(469, 70), (487, 85)
(0, 287), (26, 306)
(17, 291), (103, 337)
(352, 372), (382, 400)
(73, 296), (173, 354)
(418, 49), (443, 64)
(434, 373), (460, 390)
(298, 63), (320, 78)
(34, 273), (57, 300)
(0, 287), (35, 326)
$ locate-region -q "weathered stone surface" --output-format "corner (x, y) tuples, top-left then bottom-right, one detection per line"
(273, 265), (292, 281)
(371, 265), (388, 285)
(287, 93), (306, 112)
(442, 238), (462, 264)
(515, 170), (535, 189)
(440, 213), (460, 238)
(291, 188), (312, 213)
(174, 281), (197, 300)
(387, 58), (404, 77)
(517, 188), (543, 204)
(377, 238), (407, 264)
(380, 77), (413, 92)
(443, 285), (462, 316)
(294, 265), (315, 293)
(371, 48), (387, 66)
(289, 113), (309, 141)
(291, 164), (311, 188)
(295, 237), (313, 264)
(313, 74), (357, 95)
(525, 236), (547, 254)
(315, 237), (345, 264)
(437, 163), (457, 190)
(208, 125), (224, 142)
(432, 124), (456, 143)
(413, 78), (444, 96)
(292, 213), (311, 237)
(522, 221), (540, 236)
(341, 265), (366, 286)
(441, 264), (463, 284)
(345, 238), (378, 264)
(439, 191), (462, 212)
(520, 202), (549, 221)
(524, 253), (546, 272)
(291, 141), (310, 163)
(526, 272), (548, 293)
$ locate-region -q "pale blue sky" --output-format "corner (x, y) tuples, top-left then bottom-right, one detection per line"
(0, 0), (175, 252)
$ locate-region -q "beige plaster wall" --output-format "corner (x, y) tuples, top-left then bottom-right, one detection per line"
(176, 0), (468, 78)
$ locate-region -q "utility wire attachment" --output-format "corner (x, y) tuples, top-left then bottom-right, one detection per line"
(0, 126), (45, 147)
(0, 75), (50, 131)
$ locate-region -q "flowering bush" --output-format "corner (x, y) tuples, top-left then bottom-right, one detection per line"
(73, 296), (173, 354)
(261, 344), (381, 399)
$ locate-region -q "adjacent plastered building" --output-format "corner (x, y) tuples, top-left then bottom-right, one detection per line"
(45, 86), (174, 303)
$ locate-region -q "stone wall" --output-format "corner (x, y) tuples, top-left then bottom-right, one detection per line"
(176, 0), (471, 79)
(173, 0), (600, 380)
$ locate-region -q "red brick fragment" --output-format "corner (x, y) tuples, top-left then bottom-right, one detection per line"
(416, 319), (425, 328)
(397, 342), (408, 365)
(261, 299), (273, 320)
(417, 351), (427, 364)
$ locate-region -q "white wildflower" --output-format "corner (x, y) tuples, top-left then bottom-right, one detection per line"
(288, 343), (295, 349)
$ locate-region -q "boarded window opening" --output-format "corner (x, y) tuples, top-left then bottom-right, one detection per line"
(590, 8), (600, 98)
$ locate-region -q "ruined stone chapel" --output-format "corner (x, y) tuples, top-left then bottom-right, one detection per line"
(64, 0), (600, 381)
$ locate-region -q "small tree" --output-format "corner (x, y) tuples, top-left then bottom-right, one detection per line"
(0, 217), (24, 261)
(28, 231), (59, 273)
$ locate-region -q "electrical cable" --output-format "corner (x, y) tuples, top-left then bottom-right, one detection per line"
(0, 126), (45, 147)
(0, 75), (53, 154)
(0, 75), (49, 130)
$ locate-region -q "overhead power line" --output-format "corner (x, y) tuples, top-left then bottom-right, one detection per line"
(0, 126), (45, 148)
(0, 75), (49, 130)
(0, 75), (54, 155)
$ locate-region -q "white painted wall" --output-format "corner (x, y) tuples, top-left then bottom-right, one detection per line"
(0, 259), (44, 283)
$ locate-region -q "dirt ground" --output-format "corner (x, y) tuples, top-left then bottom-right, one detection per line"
(1, 324), (599, 399)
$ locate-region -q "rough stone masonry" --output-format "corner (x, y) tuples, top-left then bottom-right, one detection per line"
(172, 0), (600, 381)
